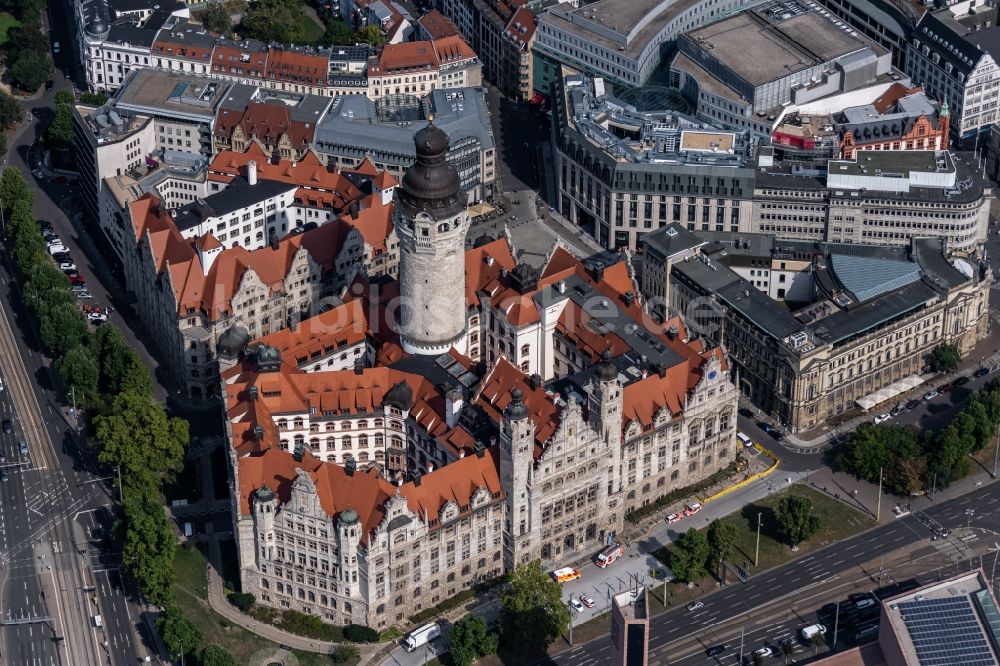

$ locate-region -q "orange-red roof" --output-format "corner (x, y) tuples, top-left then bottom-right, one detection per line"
(215, 102), (317, 150)
(237, 445), (502, 543)
(475, 358), (558, 458)
(419, 9), (460, 39)
(372, 170), (398, 190)
(209, 146), (363, 212)
(264, 47), (330, 87)
(431, 35), (477, 64)
(504, 7), (537, 48)
(372, 42), (439, 74)
(345, 197), (395, 255)
(255, 299), (370, 368)
(212, 41), (267, 77)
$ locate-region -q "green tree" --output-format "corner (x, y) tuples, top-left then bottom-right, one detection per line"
(39, 303), (90, 358)
(197, 2), (232, 35)
(450, 615), (497, 666)
(200, 644), (237, 666)
(707, 519), (737, 571)
(321, 19), (354, 46)
(45, 104), (74, 152)
(0, 91), (22, 130)
(354, 24), (384, 46)
(776, 495), (821, 548)
(927, 424), (972, 488)
(93, 390), (189, 494)
(500, 561), (570, 655)
(123, 494), (178, 606)
(54, 89), (74, 106)
(668, 528), (711, 583)
(239, 0), (306, 43)
(0, 168), (33, 211)
(119, 356), (153, 398)
(57, 345), (99, 408)
(5, 25), (48, 62)
(79, 91), (109, 106)
(9, 49), (50, 92)
(928, 343), (961, 373)
(157, 603), (200, 658)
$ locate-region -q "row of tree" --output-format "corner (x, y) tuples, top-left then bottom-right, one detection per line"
(840, 376), (1000, 496)
(0, 169), (215, 662)
(44, 89), (74, 158)
(668, 496), (821, 583)
(196, 0), (384, 47)
(4, 0), (52, 91)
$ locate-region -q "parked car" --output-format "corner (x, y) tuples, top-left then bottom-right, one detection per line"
(975, 367), (991, 378)
(74, 291), (93, 299)
(924, 390), (940, 401)
(32, 169), (44, 179)
(67, 275), (85, 286)
(873, 413), (891, 425)
(1, 419), (10, 434)
(757, 421), (777, 435)
(18, 440), (27, 454)
(570, 598), (584, 613)
(753, 647), (775, 658)
(953, 376), (970, 387)
(47, 244), (67, 256)
(705, 645), (726, 657)
(905, 399), (921, 410)
(666, 513), (682, 524)
(938, 383), (953, 394)
(44, 80), (53, 91)
(687, 600), (705, 611)
(684, 503), (702, 516)
(59, 263), (77, 272)
(890, 403), (905, 417)
(52, 252), (72, 263)
(87, 312), (108, 323)
(1, 469), (8, 482)
(738, 408), (754, 418)
(579, 595), (595, 608)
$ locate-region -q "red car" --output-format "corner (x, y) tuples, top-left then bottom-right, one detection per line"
(67, 274), (86, 285)
(938, 383), (953, 394)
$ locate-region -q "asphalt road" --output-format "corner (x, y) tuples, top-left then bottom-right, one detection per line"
(544, 478), (1000, 666)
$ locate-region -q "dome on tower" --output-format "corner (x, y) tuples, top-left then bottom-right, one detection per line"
(254, 485), (276, 503)
(339, 508), (360, 526)
(505, 388), (529, 420)
(414, 123), (450, 157)
(595, 350), (618, 383)
(399, 120), (463, 215)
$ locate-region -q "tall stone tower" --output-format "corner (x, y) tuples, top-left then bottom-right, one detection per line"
(395, 122), (471, 355)
(498, 388), (538, 568)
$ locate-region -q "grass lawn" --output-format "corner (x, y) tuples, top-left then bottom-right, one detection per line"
(653, 484), (873, 575)
(0, 13), (20, 46)
(293, 12), (325, 44)
(174, 543), (208, 600)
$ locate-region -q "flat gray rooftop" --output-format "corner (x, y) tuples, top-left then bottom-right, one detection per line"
(829, 150), (952, 177)
(542, 0), (716, 61)
(685, 10), (867, 87)
(114, 69), (230, 119)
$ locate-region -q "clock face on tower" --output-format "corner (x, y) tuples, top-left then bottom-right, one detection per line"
(707, 370), (718, 381)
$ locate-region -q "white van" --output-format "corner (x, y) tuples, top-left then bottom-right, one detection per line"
(801, 623), (826, 641)
(92, 614), (103, 628)
(403, 622), (440, 652)
(736, 432), (754, 448)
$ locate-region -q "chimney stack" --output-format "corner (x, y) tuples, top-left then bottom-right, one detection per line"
(354, 358), (365, 375)
(247, 160), (258, 186)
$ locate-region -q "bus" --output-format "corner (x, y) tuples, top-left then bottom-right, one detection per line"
(552, 567), (581, 583)
(595, 543), (624, 568)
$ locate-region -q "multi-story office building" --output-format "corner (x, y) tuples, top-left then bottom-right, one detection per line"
(671, 0), (895, 135)
(906, 0), (1000, 141)
(313, 88), (496, 202)
(76, 0), (188, 92)
(810, 0), (917, 70)
(752, 149), (992, 253)
(642, 224), (991, 432)
(551, 68), (756, 251)
(532, 0), (765, 93)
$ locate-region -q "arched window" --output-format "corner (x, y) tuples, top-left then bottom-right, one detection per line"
(277, 419), (288, 430)
(326, 436), (335, 449)
(374, 451), (384, 461)
(325, 422), (336, 432)
(374, 418), (384, 427)
(357, 420), (367, 429)
(358, 452), (369, 462)
(309, 438), (320, 451)
(438, 222), (450, 232)
(342, 436), (353, 449)
(359, 434), (369, 447)
(521, 344), (530, 355)
(293, 418), (303, 429)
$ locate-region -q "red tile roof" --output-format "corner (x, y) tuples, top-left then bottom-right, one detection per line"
(237, 444), (502, 543)
(504, 7), (537, 48)
(419, 9), (460, 39)
(431, 35), (477, 65)
(214, 102), (317, 151)
(255, 299), (370, 369)
(265, 47), (330, 87)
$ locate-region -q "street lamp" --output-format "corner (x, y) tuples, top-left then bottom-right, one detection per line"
(967, 508), (976, 532)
